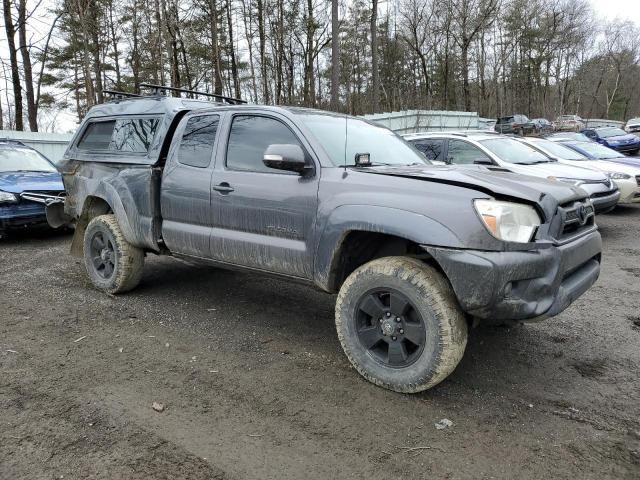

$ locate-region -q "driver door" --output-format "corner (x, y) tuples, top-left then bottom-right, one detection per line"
(208, 112), (320, 279)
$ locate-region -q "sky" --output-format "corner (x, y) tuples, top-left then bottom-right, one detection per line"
(590, 0), (640, 24)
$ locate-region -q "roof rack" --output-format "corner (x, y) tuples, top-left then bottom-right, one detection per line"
(103, 90), (143, 99)
(139, 83), (246, 105)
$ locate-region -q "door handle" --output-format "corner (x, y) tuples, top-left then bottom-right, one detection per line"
(213, 182), (234, 194)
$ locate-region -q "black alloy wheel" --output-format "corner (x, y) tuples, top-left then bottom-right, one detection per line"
(88, 229), (116, 279)
(355, 288), (426, 368)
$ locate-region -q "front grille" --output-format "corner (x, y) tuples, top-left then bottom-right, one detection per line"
(19, 190), (65, 206)
(552, 200), (596, 242)
(591, 190), (616, 199)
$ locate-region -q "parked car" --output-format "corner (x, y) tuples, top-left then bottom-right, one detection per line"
(531, 118), (553, 135)
(553, 115), (585, 132)
(52, 90), (602, 393)
(405, 132), (620, 213)
(494, 114), (535, 135)
(580, 127), (640, 155)
(546, 132), (594, 143)
(625, 118), (640, 134)
(559, 140), (640, 170)
(518, 137), (640, 205)
(0, 139), (65, 237)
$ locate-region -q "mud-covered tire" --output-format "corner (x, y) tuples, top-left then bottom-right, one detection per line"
(335, 257), (468, 393)
(83, 214), (144, 294)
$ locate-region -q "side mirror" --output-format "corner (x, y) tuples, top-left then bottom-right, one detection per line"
(263, 144), (313, 175)
(473, 158), (494, 165)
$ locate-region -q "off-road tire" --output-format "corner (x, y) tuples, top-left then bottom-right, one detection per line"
(83, 214), (144, 294)
(335, 257), (468, 393)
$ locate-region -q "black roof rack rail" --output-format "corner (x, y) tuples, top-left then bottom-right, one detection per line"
(139, 83), (246, 105)
(103, 89), (143, 99)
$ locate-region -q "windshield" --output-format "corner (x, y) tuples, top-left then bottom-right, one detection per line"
(298, 114), (428, 167)
(0, 147), (56, 173)
(597, 127), (627, 138)
(570, 142), (622, 159)
(480, 138), (552, 164)
(528, 139), (588, 160)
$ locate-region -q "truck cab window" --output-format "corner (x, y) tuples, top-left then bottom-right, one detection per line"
(226, 115), (303, 173)
(177, 115), (220, 168)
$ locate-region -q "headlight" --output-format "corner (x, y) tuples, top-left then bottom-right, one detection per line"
(547, 176), (584, 187)
(474, 199), (541, 243)
(0, 191), (18, 204)
(607, 172), (632, 180)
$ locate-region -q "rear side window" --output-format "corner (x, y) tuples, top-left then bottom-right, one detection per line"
(411, 139), (444, 161)
(176, 114), (220, 168)
(77, 121), (115, 150)
(77, 117), (160, 153)
(226, 115), (303, 173)
(110, 118), (160, 152)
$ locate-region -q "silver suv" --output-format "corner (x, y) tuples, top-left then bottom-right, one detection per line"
(404, 131), (620, 213)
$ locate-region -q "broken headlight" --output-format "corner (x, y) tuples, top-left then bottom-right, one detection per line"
(474, 199), (541, 243)
(0, 191), (18, 204)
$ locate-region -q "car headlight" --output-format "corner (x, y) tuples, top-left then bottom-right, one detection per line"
(474, 199), (541, 243)
(0, 191), (18, 204)
(547, 176), (584, 187)
(607, 172), (632, 180)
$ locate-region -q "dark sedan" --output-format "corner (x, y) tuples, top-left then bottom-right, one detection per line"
(0, 140), (65, 236)
(581, 127), (640, 155)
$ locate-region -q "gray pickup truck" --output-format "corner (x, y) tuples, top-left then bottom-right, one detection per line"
(54, 90), (602, 393)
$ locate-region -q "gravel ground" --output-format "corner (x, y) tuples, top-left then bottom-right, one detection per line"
(1, 206), (640, 480)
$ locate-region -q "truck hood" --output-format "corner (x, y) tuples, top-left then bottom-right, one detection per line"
(498, 161), (606, 181)
(357, 165), (586, 207)
(0, 171), (64, 194)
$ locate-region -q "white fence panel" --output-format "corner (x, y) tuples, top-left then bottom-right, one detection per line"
(0, 130), (73, 163)
(361, 110), (480, 133)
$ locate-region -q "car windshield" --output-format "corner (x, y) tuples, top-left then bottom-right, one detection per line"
(298, 113), (428, 167)
(529, 139), (588, 160)
(627, 118), (640, 125)
(480, 138), (552, 164)
(569, 142), (622, 159)
(597, 127), (627, 138)
(0, 147), (56, 173)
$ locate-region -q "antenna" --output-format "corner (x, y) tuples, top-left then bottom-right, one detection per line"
(343, 112), (348, 177)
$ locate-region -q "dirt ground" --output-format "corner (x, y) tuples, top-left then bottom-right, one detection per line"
(1, 207), (640, 480)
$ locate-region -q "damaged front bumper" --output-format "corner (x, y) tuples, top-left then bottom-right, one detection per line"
(423, 230), (602, 323)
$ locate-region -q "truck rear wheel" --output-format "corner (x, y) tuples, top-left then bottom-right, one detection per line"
(335, 257), (468, 393)
(83, 214), (144, 294)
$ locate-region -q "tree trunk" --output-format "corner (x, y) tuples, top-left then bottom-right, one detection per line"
(17, 0), (37, 130)
(257, 0), (268, 102)
(330, 0), (339, 110)
(3, 0), (23, 130)
(370, 0), (379, 113)
(226, 0), (241, 99)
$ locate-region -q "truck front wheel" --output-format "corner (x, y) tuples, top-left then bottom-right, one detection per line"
(83, 214), (144, 294)
(335, 257), (468, 393)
